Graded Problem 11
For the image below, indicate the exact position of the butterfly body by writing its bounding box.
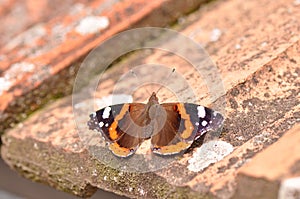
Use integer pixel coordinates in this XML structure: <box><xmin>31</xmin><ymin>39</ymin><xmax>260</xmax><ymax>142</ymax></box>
<box><xmin>88</xmin><ymin>92</ymin><xmax>224</xmax><ymax>157</ymax></box>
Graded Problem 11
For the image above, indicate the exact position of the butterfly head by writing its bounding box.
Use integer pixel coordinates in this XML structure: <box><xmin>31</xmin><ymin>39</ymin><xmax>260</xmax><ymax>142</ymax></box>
<box><xmin>148</xmin><ymin>92</ymin><xmax>159</xmax><ymax>106</ymax></box>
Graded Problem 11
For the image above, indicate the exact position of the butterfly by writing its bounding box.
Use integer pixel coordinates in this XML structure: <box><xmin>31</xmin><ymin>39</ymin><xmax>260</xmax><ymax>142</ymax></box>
<box><xmin>87</xmin><ymin>92</ymin><xmax>224</xmax><ymax>157</ymax></box>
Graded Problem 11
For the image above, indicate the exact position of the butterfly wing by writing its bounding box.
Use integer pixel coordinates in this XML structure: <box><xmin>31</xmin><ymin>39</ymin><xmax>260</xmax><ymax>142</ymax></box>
<box><xmin>88</xmin><ymin>103</ymin><xmax>150</xmax><ymax>157</ymax></box>
<box><xmin>151</xmin><ymin>103</ymin><xmax>224</xmax><ymax>155</ymax></box>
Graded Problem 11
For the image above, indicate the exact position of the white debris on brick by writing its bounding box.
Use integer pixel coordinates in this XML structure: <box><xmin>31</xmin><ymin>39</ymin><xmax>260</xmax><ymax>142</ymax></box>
<box><xmin>188</xmin><ymin>140</ymin><xmax>234</xmax><ymax>172</ymax></box>
<box><xmin>294</xmin><ymin>0</ymin><xmax>300</xmax><ymax>6</ymax></box>
<box><xmin>278</xmin><ymin>177</ymin><xmax>300</xmax><ymax>199</ymax></box>
<box><xmin>235</xmin><ymin>44</ymin><xmax>241</xmax><ymax>50</ymax></box>
<box><xmin>75</xmin><ymin>16</ymin><xmax>109</xmax><ymax>35</ymax></box>
<box><xmin>0</xmin><ymin>62</ymin><xmax>36</xmax><ymax>94</ymax></box>
<box><xmin>10</xmin><ymin>62</ymin><xmax>35</xmax><ymax>73</ymax></box>
<box><xmin>0</xmin><ymin>77</ymin><xmax>12</xmax><ymax>95</ymax></box>
<box><xmin>5</xmin><ymin>24</ymin><xmax>46</xmax><ymax>50</ymax></box>
<box><xmin>210</xmin><ymin>28</ymin><xmax>222</xmax><ymax>42</ymax></box>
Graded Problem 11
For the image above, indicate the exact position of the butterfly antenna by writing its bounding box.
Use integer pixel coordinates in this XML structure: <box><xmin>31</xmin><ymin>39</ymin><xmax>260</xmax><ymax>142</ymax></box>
<box><xmin>156</xmin><ymin>68</ymin><xmax>176</xmax><ymax>94</ymax></box>
<box><xmin>130</xmin><ymin>70</ymin><xmax>152</xmax><ymax>95</ymax></box>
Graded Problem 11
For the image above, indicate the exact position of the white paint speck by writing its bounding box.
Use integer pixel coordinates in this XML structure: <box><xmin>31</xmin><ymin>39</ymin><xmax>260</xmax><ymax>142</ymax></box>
<box><xmin>99</xmin><ymin>121</ymin><xmax>104</xmax><ymax>127</ymax></box>
<box><xmin>188</xmin><ymin>140</ymin><xmax>234</xmax><ymax>172</ymax></box>
<box><xmin>261</xmin><ymin>41</ymin><xmax>268</xmax><ymax>47</ymax></box>
<box><xmin>237</xmin><ymin>136</ymin><xmax>244</xmax><ymax>141</ymax></box>
<box><xmin>74</xmin><ymin>167</ymin><xmax>79</xmax><ymax>174</ymax></box>
<box><xmin>138</xmin><ymin>188</ymin><xmax>145</xmax><ymax>196</ymax></box>
<box><xmin>278</xmin><ymin>177</ymin><xmax>300</xmax><ymax>199</ymax></box>
<box><xmin>102</xmin><ymin>106</ymin><xmax>111</xmax><ymax>119</ymax></box>
<box><xmin>105</xmin><ymin>123</ymin><xmax>109</xmax><ymax>127</ymax></box>
<box><xmin>235</xmin><ymin>44</ymin><xmax>241</xmax><ymax>50</ymax></box>
<box><xmin>33</xmin><ymin>143</ymin><xmax>39</xmax><ymax>150</ymax></box>
<box><xmin>92</xmin><ymin>169</ymin><xmax>97</xmax><ymax>177</ymax></box>
<box><xmin>197</xmin><ymin>106</ymin><xmax>206</xmax><ymax>118</ymax></box>
<box><xmin>75</xmin><ymin>16</ymin><xmax>109</xmax><ymax>35</ymax></box>
<box><xmin>210</xmin><ymin>28</ymin><xmax>222</xmax><ymax>42</ymax></box>
<box><xmin>201</xmin><ymin>120</ymin><xmax>208</xmax><ymax>127</ymax></box>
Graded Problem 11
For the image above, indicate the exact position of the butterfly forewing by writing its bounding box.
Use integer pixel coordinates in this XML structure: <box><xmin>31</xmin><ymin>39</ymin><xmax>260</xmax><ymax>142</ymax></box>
<box><xmin>88</xmin><ymin>103</ymin><xmax>149</xmax><ymax>157</ymax></box>
<box><xmin>183</xmin><ymin>103</ymin><xmax>224</xmax><ymax>140</ymax></box>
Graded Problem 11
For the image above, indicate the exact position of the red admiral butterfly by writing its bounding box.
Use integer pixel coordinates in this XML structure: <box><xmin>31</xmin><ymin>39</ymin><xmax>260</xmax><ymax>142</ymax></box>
<box><xmin>88</xmin><ymin>92</ymin><xmax>224</xmax><ymax>157</ymax></box>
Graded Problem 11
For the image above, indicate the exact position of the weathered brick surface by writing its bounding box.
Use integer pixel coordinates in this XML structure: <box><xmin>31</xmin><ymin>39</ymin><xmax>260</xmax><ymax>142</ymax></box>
<box><xmin>233</xmin><ymin>124</ymin><xmax>300</xmax><ymax>199</ymax></box>
<box><xmin>0</xmin><ymin>0</ymin><xmax>205</xmax><ymax>134</ymax></box>
<box><xmin>1</xmin><ymin>0</ymin><xmax>300</xmax><ymax>198</ymax></box>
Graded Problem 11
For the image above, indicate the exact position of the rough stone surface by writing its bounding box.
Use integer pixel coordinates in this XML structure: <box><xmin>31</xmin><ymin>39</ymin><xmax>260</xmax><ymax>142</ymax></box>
<box><xmin>1</xmin><ymin>0</ymin><xmax>300</xmax><ymax>198</ymax></box>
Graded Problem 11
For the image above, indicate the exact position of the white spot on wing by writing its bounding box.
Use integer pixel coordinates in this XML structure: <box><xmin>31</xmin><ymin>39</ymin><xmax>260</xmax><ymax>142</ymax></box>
<box><xmin>201</xmin><ymin>120</ymin><xmax>208</xmax><ymax>126</ymax></box>
<box><xmin>213</xmin><ymin>111</ymin><xmax>217</xmax><ymax>117</ymax></box>
<box><xmin>195</xmin><ymin>122</ymin><xmax>199</xmax><ymax>126</ymax></box>
<box><xmin>99</xmin><ymin>121</ymin><xmax>104</xmax><ymax>127</ymax></box>
<box><xmin>188</xmin><ymin>140</ymin><xmax>233</xmax><ymax>172</ymax></box>
<box><xmin>102</xmin><ymin>107</ymin><xmax>111</xmax><ymax>119</ymax></box>
<box><xmin>105</xmin><ymin>123</ymin><xmax>109</xmax><ymax>127</ymax></box>
<box><xmin>197</xmin><ymin>106</ymin><xmax>206</xmax><ymax>118</ymax></box>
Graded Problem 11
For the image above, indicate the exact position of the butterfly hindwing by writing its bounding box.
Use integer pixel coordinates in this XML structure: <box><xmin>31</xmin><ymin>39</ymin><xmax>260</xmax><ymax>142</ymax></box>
<box><xmin>150</xmin><ymin>103</ymin><xmax>224</xmax><ymax>155</ymax></box>
<box><xmin>88</xmin><ymin>103</ymin><xmax>149</xmax><ymax>157</ymax></box>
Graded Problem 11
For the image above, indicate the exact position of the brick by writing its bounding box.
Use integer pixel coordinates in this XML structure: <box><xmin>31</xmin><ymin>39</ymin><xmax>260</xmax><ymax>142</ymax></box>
<box><xmin>1</xmin><ymin>0</ymin><xmax>300</xmax><ymax>198</ymax></box>
<box><xmin>233</xmin><ymin>124</ymin><xmax>300</xmax><ymax>199</ymax></box>
<box><xmin>0</xmin><ymin>0</ymin><xmax>205</xmax><ymax>134</ymax></box>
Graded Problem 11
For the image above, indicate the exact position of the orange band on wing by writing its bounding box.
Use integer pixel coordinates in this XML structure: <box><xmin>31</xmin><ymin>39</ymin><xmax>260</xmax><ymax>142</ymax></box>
<box><xmin>109</xmin><ymin>142</ymin><xmax>133</xmax><ymax>157</ymax></box>
<box><xmin>153</xmin><ymin>142</ymin><xmax>191</xmax><ymax>155</ymax></box>
<box><xmin>177</xmin><ymin>103</ymin><xmax>194</xmax><ymax>139</ymax></box>
<box><xmin>108</xmin><ymin>104</ymin><xmax>129</xmax><ymax>140</ymax></box>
